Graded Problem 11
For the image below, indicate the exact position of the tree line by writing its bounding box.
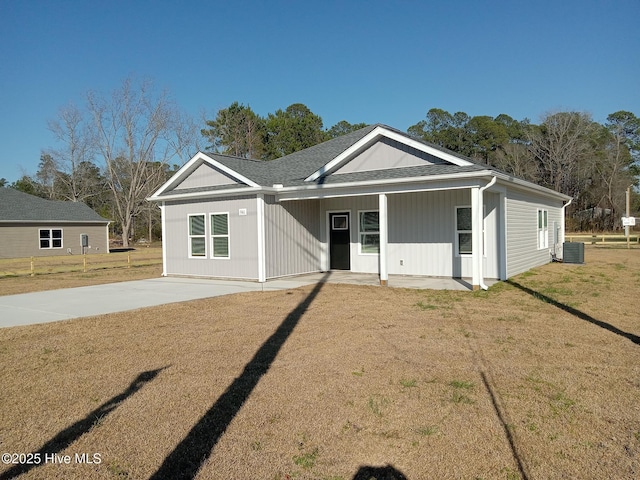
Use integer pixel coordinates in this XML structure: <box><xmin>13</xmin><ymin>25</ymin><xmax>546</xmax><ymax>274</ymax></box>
<box><xmin>3</xmin><ymin>78</ymin><xmax>638</xmax><ymax>244</ymax></box>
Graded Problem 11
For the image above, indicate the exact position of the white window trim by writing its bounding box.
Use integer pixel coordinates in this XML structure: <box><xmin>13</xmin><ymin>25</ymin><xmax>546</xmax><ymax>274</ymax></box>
<box><xmin>538</xmin><ymin>208</ymin><xmax>549</xmax><ymax>250</ymax></box>
<box><xmin>39</xmin><ymin>228</ymin><xmax>63</xmax><ymax>249</ymax></box>
<box><xmin>455</xmin><ymin>206</ymin><xmax>487</xmax><ymax>257</ymax></box>
<box><xmin>358</xmin><ymin>209</ymin><xmax>380</xmax><ymax>255</ymax></box>
<box><xmin>210</xmin><ymin>212</ymin><xmax>230</xmax><ymax>259</ymax></box>
<box><xmin>188</xmin><ymin>213</ymin><xmax>207</xmax><ymax>258</ymax></box>
<box><xmin>455</xmin><ymin>206</ymin><xmax>472</xmax><ymax>256</ymax></box>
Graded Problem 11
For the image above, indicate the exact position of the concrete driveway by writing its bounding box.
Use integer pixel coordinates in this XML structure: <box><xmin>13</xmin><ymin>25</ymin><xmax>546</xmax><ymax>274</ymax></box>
<box><xmin>0</xmin><ymin>276</ymin><xmax>319</xmax><ymax>328</ymax></box>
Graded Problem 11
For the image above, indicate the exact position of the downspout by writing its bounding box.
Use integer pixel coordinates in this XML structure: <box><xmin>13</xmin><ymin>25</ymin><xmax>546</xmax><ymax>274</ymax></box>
<box><xmin>560</xmin><ymin>198</ymin><xmax>573</xmax><ymax>258</ymax></box>
<box><xmin>478</xmin><ymin>176</ymin><xmax>497</xmax><ymax>290</ymax></box>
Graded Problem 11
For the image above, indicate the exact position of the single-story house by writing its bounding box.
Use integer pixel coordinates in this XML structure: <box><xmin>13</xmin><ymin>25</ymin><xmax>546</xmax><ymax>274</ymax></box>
<box><xmin>0</xmin><ymin>187</ymin><xmax>110</xmax><ymax>259</ymax></box>
<box><xmin>149</xmin><ymin>124</ymin><xmax>572</xmax><ymax>289</ymax></box>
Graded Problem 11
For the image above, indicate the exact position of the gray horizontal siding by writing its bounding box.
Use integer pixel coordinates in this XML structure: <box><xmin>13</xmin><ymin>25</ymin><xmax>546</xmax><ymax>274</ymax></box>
<box><xmin>506</xmin><ymin>187</ymin><xmax>564</xmax><ymax>278</ymax></box>
<box><xmin>264</xmin><ymin>196</ymin><xmax>321</xmax><ymax>278</ymax></box>
<box><xmin>0</xmin><ymin>223</ymin><xmax>108</xmax><ymax>259</ymax></box>
<box><xmin>164</xmin><ymin>195</ymin><xmax>259</xmax><ymax>279</ymax></box>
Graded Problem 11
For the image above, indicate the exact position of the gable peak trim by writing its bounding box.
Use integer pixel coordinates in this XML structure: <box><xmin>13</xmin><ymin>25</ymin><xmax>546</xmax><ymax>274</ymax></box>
<box><xmin>303</xmin><ymin>125</ymin><xmax>473</xmax><ymax>182</ymax></box>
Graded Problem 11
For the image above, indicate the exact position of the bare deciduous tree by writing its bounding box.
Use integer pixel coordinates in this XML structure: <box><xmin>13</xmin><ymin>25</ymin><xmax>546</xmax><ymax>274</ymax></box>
<box><xmin>87</xmin><ymin>77</ymin><xmax>189</xmax><ymax>247</ymax></box>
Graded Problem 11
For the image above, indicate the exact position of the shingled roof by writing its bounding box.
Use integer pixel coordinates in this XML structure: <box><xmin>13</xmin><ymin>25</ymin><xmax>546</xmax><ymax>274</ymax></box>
<box><xmin>0</xmin><ymin>187</ymin><xmax>109</xmax><ymax>223</ymax></box>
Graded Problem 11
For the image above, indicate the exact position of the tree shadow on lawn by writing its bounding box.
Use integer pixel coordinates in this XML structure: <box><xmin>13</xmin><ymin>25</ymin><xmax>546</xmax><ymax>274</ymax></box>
<box><xmin>353</xmin><ymin>464</ymin><xmax>409</xmax><ymax>479</ymax></box>
<box><xmin>0</xmin><ymin>367</ymin><xmax>167</xmax><ymax>480</ymax></box>
<box><xmin>506</xmin><ymin>279</ymin><xmax>640</xmax><ymax>346</ymax></box>
<box><xmin>149</xmin><ymin>273</ymin><xmax>330</xmax><ymax>480</ymax></box>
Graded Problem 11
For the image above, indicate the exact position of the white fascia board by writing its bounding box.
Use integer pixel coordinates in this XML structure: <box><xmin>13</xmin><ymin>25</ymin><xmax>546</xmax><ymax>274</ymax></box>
<box><xmin>148</xmin><ymin>186</ymin><xmax>263</xmax><ymax>202</ymax></box>
<box><xmin>279</xmin><ymin>170</ymin><xmax>494</xmax><ymax>201</ymax></box>
<box><xmin>303</xmin><ymin>126</ymin><xmax>473</xmax><ymax>182</ymax></box>
<box><xmin>148</xmin><ymin>152</ymin><xmax>260</xmax><ymax>200</ymax></box>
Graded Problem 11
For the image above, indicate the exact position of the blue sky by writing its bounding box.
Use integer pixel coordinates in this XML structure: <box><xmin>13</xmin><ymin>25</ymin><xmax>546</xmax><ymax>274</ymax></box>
<box><xmin>1</xmin><ymin>0</ymin><xmax>638</xmax><ymax>183</ymax></box>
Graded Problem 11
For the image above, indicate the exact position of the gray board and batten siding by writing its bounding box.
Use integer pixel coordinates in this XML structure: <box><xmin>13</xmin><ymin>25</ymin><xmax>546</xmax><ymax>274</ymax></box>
<box><xmin>163</xmin><ymin>195</ymin><xmax>260</xmax><ymax>279</ymax></box>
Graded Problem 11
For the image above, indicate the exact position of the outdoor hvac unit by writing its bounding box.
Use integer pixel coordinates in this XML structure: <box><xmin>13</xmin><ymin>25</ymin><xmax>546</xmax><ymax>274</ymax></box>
<box><xmin>563</xmin><ymin>242</ymin><xmax>584</xmax><ymax>264</ymax></box>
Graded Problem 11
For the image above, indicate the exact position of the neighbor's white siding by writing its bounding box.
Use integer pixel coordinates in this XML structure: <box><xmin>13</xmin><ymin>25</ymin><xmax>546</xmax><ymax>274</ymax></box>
<box><xmin>263</xmin><ymin>196</ymin><xmax>322</xmax><ymax>278</ymax></box>
<box><xmin>163</xmin><ymin>195</ymin><xmax>259</xmax><ymax>279</ymax></box>
<box><xmin>505</xmin><ymin>187</ymin><xmax>564</xmax><ymax>278</ymax></box>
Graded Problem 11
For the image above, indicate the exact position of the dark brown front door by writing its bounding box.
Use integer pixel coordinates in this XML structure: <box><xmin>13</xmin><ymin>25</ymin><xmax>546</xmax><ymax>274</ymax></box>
<box><xmin>329</xmin><ymin>212</ymin><xmax>350</xmax><ymax>270</ymax></box>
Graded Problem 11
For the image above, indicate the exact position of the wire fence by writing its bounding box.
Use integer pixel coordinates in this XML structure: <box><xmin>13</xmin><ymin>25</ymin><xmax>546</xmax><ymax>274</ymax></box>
<box><xmin>0</xmin><ymin>249</ymin><xmax>163</xmax><ymax>278</ymax></box>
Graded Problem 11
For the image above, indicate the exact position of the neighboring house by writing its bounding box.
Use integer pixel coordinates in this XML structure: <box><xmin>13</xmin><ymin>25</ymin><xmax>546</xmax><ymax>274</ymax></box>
<box><xmin>0</xmin><ymin>187</ymin><xmax>110</xmax><ymax>259</ymax></box>
<box><xmin>149</xmin><ymin>124</ymin><xmax>572</xmax><ymax>289</ymax></box>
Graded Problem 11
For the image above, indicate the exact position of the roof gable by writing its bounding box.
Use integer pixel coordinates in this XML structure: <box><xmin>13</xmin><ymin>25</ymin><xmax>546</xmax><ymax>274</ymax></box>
<box><xmin>0</xmin><ymin>187</ymin><xmax>108</xmax><ymax>223</ymax></box>
<box><xmin>151</xmin><ymin>153</ymin><xmax>261</xmax><ymax>198</ymax></box>
<box><xmin>304</xmin><ymin>125</ymin><xmax>473</xmax><ymax>182</ymax></box>
<box><xmin>332</xmin><ymin>135</ymin><xmax>449</xmax><ymax>175</ymax></box>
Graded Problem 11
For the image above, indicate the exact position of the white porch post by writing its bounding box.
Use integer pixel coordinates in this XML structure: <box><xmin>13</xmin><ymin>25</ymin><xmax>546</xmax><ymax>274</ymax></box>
<box><xmin>160</xmin><ymin>201</ymin><xmax>167</xmax><ymax>277</ymax></box>
<box><xmin>471</xmin><ymin>187</ymin><xmax>481</xmax><ymax>290</ymax></box>
<box><xmin>256</xmin><ymin>194</ymin><xmax>266</xmax><ymax>283</ymax></box>
<box><xmin>379</xmin><ymin>193</ymin><xmax>388</xmax><ymax>286</ymax></box>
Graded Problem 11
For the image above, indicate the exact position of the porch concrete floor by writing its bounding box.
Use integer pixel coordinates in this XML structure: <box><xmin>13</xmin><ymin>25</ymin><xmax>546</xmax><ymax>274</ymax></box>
<box><xmin>276</xmin><ymin>271</ymin><xmax>499</xmax><ymax>291</ymax></box>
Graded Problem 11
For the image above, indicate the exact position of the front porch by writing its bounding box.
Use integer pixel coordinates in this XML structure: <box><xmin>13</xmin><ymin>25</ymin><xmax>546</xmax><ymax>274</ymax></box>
<box><xmin>273</xmin><ymin>271</ymin><xmax>499</xmax><ymax>291</ymax></box>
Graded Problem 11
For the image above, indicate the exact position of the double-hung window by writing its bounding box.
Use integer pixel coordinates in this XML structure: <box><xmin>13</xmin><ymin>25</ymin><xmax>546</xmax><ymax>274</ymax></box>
<box><xmin>39</xmin><ymin>229</ymin><xmax>63</xmax><ymax>249</ymax></box>
<box><xmin>359</xmin><ymin>210</ymin><xmax>380</xmax><ymax>254</ymax></box>
<box><xmin>538</xmin><ymin>209</ymin><xmax>548</xmax><ymax>249</ymax></box>
<box><xmin>211</xmin><ymin>213</ymin><xmax>230</xmax><ymax>258</ymax></box>
<box><xmin>188</xmin><ymin>214</ymin><xmax>206</xmax><ymax>257</ymax></box>
<box><xmin>456</xmin><ymin>207</ymin><xmax>472</xmax><ymax>255</ymax></box>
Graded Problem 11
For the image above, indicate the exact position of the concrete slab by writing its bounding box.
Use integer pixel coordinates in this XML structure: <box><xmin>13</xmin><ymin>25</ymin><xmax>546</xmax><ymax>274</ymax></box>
<box><xmin>0</xmin><ymin>272</ymin><xmax>498</xmax><ymax>328</ymax></box>
<box><xmin>0</xmin><ymin>276</ymin><xmax>318</xmax><ymax>328</ymax></box>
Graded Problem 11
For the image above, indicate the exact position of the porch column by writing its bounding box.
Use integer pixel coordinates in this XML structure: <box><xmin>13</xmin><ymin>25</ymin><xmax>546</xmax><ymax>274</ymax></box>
<box><xmin>471</xmin><ymin>186</ymin><xmax>481</xmax><ymax>290</ymax></box>
<box><xmin>256</xmin><ymin>194</ymin><xmax>266</xmax><ymax>283</ymax></box>
<box><xmin>160</xmin><ymin>202</ymin><xmax>167</xmax><ymax>277</ymax></box>
<box><xmin>379</xmin><ymin>193</ymin><xmax>388</xmax><ymax>286</ymax></box>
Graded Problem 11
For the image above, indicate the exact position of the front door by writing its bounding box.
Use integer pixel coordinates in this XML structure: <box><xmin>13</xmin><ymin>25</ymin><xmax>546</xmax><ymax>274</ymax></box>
<box><xmin>329</xmin><ymin>212</ymin><xmax>350</xmax><ymax>270</ymax></box>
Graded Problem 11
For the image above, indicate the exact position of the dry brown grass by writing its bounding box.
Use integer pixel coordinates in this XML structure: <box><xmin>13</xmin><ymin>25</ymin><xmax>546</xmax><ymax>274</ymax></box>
<box><xmin>0</xmin><ymin>248</ymin><xmax>162</xmax><ymax>296</ymax></box>
<box><xmin>0</xmin><ymin>246</ymin><xmax>639</xmax><ymax>480</ymax></box>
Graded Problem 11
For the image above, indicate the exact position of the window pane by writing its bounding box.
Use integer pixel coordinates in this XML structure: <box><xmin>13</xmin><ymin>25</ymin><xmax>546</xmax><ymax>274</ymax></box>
<box><xmin>189</xmin><ymin>215</ymin><xmax>205</xmax><ymax>236</ymax></box>
<box><xmin>52</xmin><ymin>230</ymin><xmax>62</xmax><ymax>239</ymax></box>
<box><xmin>457</xmin><ymin>208</ymin><xmax>472</xmax><ymax>231</ymax></box>
<box><xmin>459</xmin><ymin>233</ymin><xmax>472</xmax><ymax>254</ymax></box>
<box><xmin>40</xmin><ymin>230</ymin><xmax>50</xmax><ymax>239</ymax></box>
<box><xmin>360</xmin><ymin>211</ymin><xmax>379</xmax><ymax>232</ymax></box>
<box><xmin>538</xmin><ymin>210</ymin><xmax>542</xmax><ymax>229</ymax></box>
<box><xmin>213</xmin><ymin>237</ymin><xmax>229</xmax><ymax>257</ymax></box>
<box><xmin>52</xmin><ymin>239</ymin><xmax>62</xmax><ymax>248</ymax></box>
<box><xmin>191</xmin><ymin>237</ymin><xmax>206</xmax><ymax>256</ymax></box>
<box><xmin>332</xmin><ymin>215</ymin><xmax>348</xmax><ymax>230</ymax></box>
<box><xmin>40</xmin><ymin>239</ymin><xmax>50</xmax><ymax>248</ymax></box>
<box><xmin>543</xmin><ymin>210</ymin><xmax>548</xmax><ymax>228</ymax></box>
<box><xmin>211</xmin><ymin>214</ymin><xmax>228</xmax><ymax>235</ymax></box>
<box><xmin>361</xmin><ymin>233</ymin><xmax>380</xmax><ymax>254</ymax></box>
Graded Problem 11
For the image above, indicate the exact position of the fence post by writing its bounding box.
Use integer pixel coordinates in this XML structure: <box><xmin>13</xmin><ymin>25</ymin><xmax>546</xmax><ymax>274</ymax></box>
<box><xmin>83</xmin><ymin>254</ymin><xmax>87</xmax><ymax>273</ymax></box>
<box><xmin>30</xmin><ymin>256</ymin><xmax>35</xmax><ymax>277</ymax></box>
<box><xmin>127</xmin><ymin>252</ymin><xmax>131</xmax><ymax>269</ymax></box>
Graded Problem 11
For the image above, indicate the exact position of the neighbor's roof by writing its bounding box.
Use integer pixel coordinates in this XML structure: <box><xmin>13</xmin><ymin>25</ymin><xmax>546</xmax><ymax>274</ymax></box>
<box><xmin>0</xmin><ymin>187</ymin><xmax>109</xmax><ymax>223</ymax></box>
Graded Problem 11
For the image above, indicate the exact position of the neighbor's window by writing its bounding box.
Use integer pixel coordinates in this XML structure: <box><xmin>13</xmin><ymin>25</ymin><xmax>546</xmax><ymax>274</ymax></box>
<box><xmin>39</xmin><ymin>229</ymin><xmax>63</xmax><ymax>249</ymax></box>
<box><xmin>359</xmin><ymin>210</ymin><xmax>380</xmax><ymax>254</ymax></box>
<box><xmin>188</xmin><ymin>214</ymin><xmax>206</xmax><ymax>257</ymax></box>
<box><xmin>456</xmin><ymin>207</ymin><xmax>472</xmax><ymax>255</ymax></box>
<box><xmin>538</xmin><ymin>209</ymin><xmax>548</xmax><ymax>249</ymax></box>
<box><xmin>211</xmin><ymin>213</ymin><xmax>230</xmax><ymax>258</ymax></box>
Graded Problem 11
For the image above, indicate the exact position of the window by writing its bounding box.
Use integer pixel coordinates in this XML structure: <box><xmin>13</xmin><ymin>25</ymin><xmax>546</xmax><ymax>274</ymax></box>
<box><xmin>456</xmin><ymin>207</ymin><xmax>472</xmax><ymax>255</ymax></box>
<box><xmin>359</xmin><ymin>211</ymin><xmax>380</xmax><ymax>254</ymax></box>
<box><xmin>211</xmin><ymin>213</ymin><xmax>229</xmax><ymax>258</ymax></box>
<box><xmin>39</xmin><ymin>229</ymin><xmax>63</xmax><ymax>249</ymax></box>
<box><xmin>332</xmin><ymin>214</ymin><xmax>348</xmax><ymax>230</ymax></box>
<box><xmin>538</xmin><ymin>209</ymin><xmax>548</xmax><ymax>249</ymax></box>
<box><xmin>188</xmin><ymin>214</ymin><xmax>206</xmax><ymax>257</ymax></box>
